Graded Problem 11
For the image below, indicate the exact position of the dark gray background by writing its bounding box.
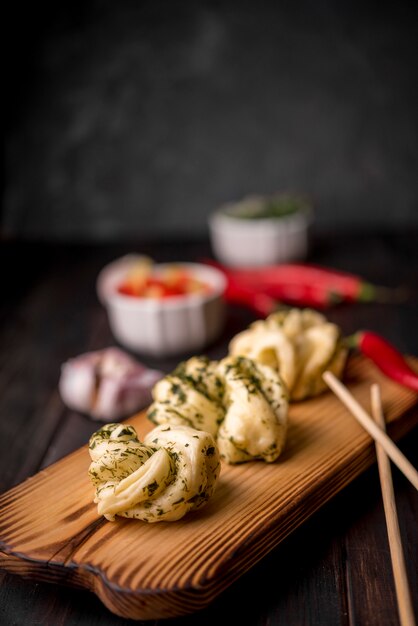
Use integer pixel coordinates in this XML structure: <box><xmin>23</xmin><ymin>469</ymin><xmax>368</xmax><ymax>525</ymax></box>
<box><xmin>3</xmin><ymin>0</ymin><xmax>418</xmax><ymax>241</ymax></box>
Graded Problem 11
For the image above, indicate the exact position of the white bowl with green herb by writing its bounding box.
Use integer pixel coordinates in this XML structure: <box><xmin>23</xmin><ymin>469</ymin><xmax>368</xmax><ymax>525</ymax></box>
<box><xmin>209</xmin><ymin>193</ymin><xmax>312</xmax><ymax>267</ymax></box>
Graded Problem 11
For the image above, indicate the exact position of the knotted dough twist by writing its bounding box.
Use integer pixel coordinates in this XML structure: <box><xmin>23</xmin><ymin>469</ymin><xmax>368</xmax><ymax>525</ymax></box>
<box><xmin>147</xmin><ymin>355</ymin><xmax>288</xmax><ymax>464</ymax></box>
<box><xmin>88</xmin><ymin>422</ymin><xmax>220</xmax><ymax>522</ymax></box>
<box><xmin>229</xmin><ymin>308</ymin><xmax>348</xmax><ymax>401</ymax></box>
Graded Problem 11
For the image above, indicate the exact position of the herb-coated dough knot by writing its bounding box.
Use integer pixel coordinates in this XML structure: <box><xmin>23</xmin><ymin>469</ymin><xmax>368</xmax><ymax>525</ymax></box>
<box><xmin>147</xmin><ymin>355</ymin><xmax>289</xmax><ymax>464</ymax></box>
<box><xmin>229</xmin><ymin>308</ymin><xmax>348</xmax><ymax>401</ymax></box>
<box><xmin>147</xmin><ymin>356</ymin><xmax>224</xmax><ymax>437</ymax></box>
<box><xmin>88</xmin><ymin>422</ymin><xmax>220</xmax><ymax>522</ymax></box>
<box><xmin>216</xmin><ymin>355</ymin><xmax>288</xmax><ymax>463</ymax></box>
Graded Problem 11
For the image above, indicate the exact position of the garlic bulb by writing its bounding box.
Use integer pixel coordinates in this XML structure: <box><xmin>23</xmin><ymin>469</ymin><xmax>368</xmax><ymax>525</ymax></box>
<box><xmin>59</xmin><ymin>347</ymin><xmax>163</xmax><ymax>421</ymax></box>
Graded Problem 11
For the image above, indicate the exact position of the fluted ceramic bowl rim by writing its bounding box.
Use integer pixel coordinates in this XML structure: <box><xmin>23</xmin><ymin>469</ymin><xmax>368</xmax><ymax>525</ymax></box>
<box><xmin>97</xmin><ymin>255</ymin><xmax>227</xmax><ymax>312</ymax></box>
<box><xmin>209</xmin><ymin>194</ymin><xmax>313</xmax><ymax>232</ymax></box>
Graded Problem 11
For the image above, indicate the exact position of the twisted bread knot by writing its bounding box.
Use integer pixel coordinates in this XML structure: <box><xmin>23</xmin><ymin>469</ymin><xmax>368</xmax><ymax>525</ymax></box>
<box><xmin>229</xmin><ymin>308</ymin><xmax>348</xmax><ymax>400</ymax></box>
<box><xmin>88</xmin><ymin>422</ymin><xmax>220</xmax><ymax>522</ymax></box>
<box><xmin>216</xmin><ymin>356</ymin><xmax>288</xmax><ymax>463</ymax></box>
<box><xmin>147</xmin><ymin>355</ymin><xmax>288</xmax><ymax>464</ymax></box>
<box><xmin>147</xmin><ymin>356</ymin><xmax>224</xmax><ymax>437</ymax></box>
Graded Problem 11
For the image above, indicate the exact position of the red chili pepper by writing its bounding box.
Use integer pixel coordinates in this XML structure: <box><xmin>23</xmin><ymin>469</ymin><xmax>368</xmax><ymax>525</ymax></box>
<box><xmin>203</xmin><ymin>259</ymin><xmax>405</xmax><ymax>309</ymax></box>
<box><xmin>348</xmin><ymin>331</ymin><xmax>418</xmax><ymax>392</ymax></box>
<box><xmin>225</xmin><ymin>280</ymin><xmax>277</xmax><ymax>317</ymax></box>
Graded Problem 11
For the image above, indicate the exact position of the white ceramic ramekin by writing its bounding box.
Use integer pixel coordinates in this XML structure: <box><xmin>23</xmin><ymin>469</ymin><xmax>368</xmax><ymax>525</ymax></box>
<box><xmin>209</xmin><ymin>195</ymin><xmax>312</xmax><ymax>267</ymax></box>
<box><xmin>96</xmin><ymin>255</ymin><xmax>227</xmax><ymax>358</ymax></box>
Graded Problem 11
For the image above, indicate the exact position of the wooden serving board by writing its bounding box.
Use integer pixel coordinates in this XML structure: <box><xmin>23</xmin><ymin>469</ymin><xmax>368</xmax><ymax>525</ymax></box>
<box><xmin>0</xmin><ymin>355</ymin><xmax>417</xmax><ymax>621</ymax></box>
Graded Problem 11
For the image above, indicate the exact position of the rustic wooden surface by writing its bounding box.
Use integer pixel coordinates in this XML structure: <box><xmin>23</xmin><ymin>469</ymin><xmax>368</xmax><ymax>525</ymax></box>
<box><xmin>0</xmin><ymin>231</ymin><xmax>417</xmax><ymax>625</ymax></box>
<box><xmin>0</xmin><ymin>355</ymin><xmax>416</xmax><ymax>621</ymax></box>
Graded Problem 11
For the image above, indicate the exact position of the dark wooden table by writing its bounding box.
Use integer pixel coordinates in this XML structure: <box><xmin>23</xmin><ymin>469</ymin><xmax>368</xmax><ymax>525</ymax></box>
<box><xmin>1</xmin><ymin>231</ymin><xmax>417</xmax><ymax>626</ymax></box>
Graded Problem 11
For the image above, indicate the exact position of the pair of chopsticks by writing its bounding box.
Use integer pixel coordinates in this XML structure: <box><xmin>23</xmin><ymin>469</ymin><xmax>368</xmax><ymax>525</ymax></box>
<box><xmin>323</xmin><ymin>372</ymin><xmax>417</xmax><ymax>626</ymax></box>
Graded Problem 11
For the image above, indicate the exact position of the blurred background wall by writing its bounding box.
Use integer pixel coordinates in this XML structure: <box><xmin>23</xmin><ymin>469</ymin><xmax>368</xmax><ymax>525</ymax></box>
<box><xmin>3</xmin><ymin>0</ymin><xmax>418</xmax><ymax>241</ymax></box>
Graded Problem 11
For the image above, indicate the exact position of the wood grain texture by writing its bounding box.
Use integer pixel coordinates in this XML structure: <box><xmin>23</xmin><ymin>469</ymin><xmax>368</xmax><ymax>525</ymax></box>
<box><xmin>0</xmin><ymin>355</ymin><xmax>417</xmax><ymax>621</ymax></box>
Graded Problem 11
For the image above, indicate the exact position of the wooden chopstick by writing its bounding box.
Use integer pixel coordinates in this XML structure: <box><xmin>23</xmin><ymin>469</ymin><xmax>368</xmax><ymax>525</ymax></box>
<box><xmin>322</xmin><ymin>371</ymin><xmax>418</xmax><ymax>491</ymax></box>
<box><xmin>371</xmin><ymin>384</ymin><xmax>416</xmax><ymax>626</ymax></box>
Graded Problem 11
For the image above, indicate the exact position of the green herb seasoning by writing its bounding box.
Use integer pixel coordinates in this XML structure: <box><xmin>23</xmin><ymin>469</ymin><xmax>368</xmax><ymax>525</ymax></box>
<box><xmin>224</xmin><ymin>194</ymin><xmax>309</xmax><ymax>220</ymax></box>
